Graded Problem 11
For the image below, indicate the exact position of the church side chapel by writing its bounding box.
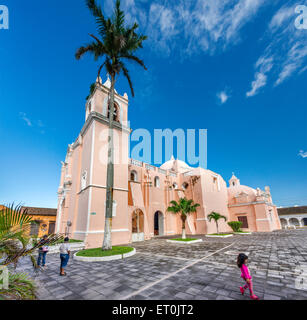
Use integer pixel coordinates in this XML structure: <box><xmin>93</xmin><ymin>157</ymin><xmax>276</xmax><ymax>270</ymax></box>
<box><xmin>56</xmin><ymin>76</ymin><xmax>281</xmax><ymax>248</ymax></box>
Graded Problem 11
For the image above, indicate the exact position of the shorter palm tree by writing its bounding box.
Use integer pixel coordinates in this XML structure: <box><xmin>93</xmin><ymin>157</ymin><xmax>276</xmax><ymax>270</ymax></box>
<box><xmin>0</xmin><ymin>204</ymin><xmax>63</xmax><ymax>267</ymax></box>
<box><xmin>207</xmin><ymin>211</ymin><xmax>227</xmax><ymax>234</ymax></box>
<box><xmin>167</xmin><ymin>198</ymin><xmax>200</xmax><ymax>239</ymax></box>
<box><xmin>0</xmin><ymin>204</ymin><xmax>64</xmax><ymax>300</ymax></box>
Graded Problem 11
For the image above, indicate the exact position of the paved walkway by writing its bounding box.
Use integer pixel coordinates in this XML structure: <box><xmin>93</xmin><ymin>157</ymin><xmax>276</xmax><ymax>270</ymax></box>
<box><xmin>15</xmin><ymin>228</ymin><xmax>307</xmax><ymax>300</ymax></box>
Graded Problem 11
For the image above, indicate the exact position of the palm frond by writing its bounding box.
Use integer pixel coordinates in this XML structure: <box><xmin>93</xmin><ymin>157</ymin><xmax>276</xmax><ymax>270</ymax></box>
<box><xmin>121</xmin><ymin>63</ymin><xmax>135</xmax><ymax>97</ymax></box>
<box><xmin>167</xmin><ymin>198</ymin><xmax>200</xmax><ymax>216</ymax></box>
<box><xmin>0</xmin><ymin>204</ymin><xmax>64</xmax><ymax>268</ymax></box>
<box><xmin>75</xmin><ymin>44</ymin><xmax>96</xmax><ymax>60</ymax></box>
<box><xmin>119</xmin><ymin>54</ymin><xmax>147</xmax><ymax>70</ymax></box>
<box><xmin>0</xmin><ymin>204</ymin><xmax>31</xmax><ymax>234</ymax></box>
<box><xmin>114</xmin><ymin>0</ymin><xmax>125</xmax><ymax>32</ymax></box>
<box><xmin>1</xmin><ymin>233</ymin><xmax>64</xmax><ymax>267</ymax></box>
<box><xmin>77</xmin><ymin>0</ymin><xmax>147</xmax><ymax>99</ymax></box>
<box><xmin>0</xmin><ymin>272</ymin><xmax>37</xmax><ymax>300</ymax></box>
<box><xmin>75</xmin><ymin>41</ymin><xmax>107</xmax><ymax>61</ymax></box>
<box><xmin>86</xmin><ymin>0</ymin><xmax>109</xmax><ymax>37</ymax></box>
<box><xmin>207</xmin><ymin>212</ymin><xmax>227</xmax><ymax>222</ymax></box>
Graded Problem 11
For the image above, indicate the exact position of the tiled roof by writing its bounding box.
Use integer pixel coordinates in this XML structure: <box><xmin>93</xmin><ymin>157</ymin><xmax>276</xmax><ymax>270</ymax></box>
<box><xmin>277</xmin><ymin>206</ymin><xmax>307</xmax><ymax>216</ymax></box>
<box><xmin>21</xmin><ymin>206</ymin><xmax>57</xmax><ymax>216</ymax></box>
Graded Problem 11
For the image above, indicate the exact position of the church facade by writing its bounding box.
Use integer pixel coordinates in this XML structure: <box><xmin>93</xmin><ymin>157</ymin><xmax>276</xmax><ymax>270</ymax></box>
<box><xmin>56</xmin><ymin>77</ymin><xmax>281</xmax><ymax>248</ymax></box>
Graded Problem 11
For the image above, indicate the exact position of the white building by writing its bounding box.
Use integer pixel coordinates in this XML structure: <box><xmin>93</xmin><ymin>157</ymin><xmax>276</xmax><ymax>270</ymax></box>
<box><xmin>278</xmin><ymin>206</ymin><xmax>307</xmax><ymax>229</ymax></box>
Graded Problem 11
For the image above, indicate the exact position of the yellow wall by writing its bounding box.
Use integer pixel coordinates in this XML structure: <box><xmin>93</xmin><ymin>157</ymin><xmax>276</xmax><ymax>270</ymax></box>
<box><xmin>28</xmin><ymin>215</ymin><xmax>57</xmax><ymax>238</ymax></box>
<box><xmin>0</xmin><ymin>205</ymin><xmax>57</xmax><ymax>237</ymax></box>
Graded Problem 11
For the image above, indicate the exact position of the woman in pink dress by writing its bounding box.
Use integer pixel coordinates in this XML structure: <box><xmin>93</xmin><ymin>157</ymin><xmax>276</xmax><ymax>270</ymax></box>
<box><xmin>237</xmin><ymin>253</ymin><xmax>259</xmax><ymax>300</ymax></box>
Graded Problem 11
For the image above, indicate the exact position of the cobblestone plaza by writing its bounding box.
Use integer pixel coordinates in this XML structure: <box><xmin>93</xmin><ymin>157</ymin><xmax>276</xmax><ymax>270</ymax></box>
<box><xmin>16</xmin><ymin>229</ymin><xmax>307</xmax><ymax>300</ymax></box>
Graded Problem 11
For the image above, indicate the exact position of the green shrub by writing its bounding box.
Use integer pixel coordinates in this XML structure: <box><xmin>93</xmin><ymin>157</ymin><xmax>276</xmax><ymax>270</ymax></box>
<box><xmin>0</xmin><ymin>272</ymin><xmax>37</xmax><ymax>300</ymax></box>
<box><xmin>228</xmin><ymin>221</ymin><xmax>243</xmax><ymax>232</ymax></box>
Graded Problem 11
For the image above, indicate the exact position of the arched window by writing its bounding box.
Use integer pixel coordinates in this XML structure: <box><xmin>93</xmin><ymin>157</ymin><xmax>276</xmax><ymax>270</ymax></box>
<box><xmin>172</xmin><ymin>182</ymin><xmax>178</xmax><ymax>189</ymax></box>
<box><xmin>182</xmin><ymin>182</ymin><xmax>189</xmax><ymax>190</ymax></box>
<box><xmin>130</xmin><ymin>170</ymin><xmax>138</xmax><ymax>182</ymax></box>
<box><xmin>154</xmin><ymin>176</ymin><xmax>160</xmax><ymax>188</ymax></box>
<box><xmin>107</xmin><ymin>103</ymin><xmax>119</xmax><ymax>122</ymax></box>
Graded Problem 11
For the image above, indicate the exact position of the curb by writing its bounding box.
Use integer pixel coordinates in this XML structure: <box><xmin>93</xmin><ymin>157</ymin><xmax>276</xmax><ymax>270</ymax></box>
<box><xmin>73</xmin><ymin>248</ymin><xmax>136</xmax><ymax>262</ymax></box>
<box><xmin>166</xmin><ymin>239</ymin><xmax>203</xmax><ymax>244</ymax></box>
<box><xmin>205</xmin><ymin>234</ymin><xmax>233</xmax><ymax>238</ymax></box>
<box><xmin>234</xmin><ymin>232</ymin><xmax>252</xmax><ymax>235</ymax></box>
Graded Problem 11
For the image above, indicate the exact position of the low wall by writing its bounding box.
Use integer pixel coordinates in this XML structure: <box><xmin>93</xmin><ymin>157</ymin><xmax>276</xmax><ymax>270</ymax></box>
<box><xmin>37</xmin><ymin>242</ymin><xmax>85</xmax><ymax>254</ymax></box>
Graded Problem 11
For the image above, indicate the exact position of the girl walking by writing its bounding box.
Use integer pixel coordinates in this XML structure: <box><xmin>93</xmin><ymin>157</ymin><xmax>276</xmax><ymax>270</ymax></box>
<box><xmin>237</xmin><ymin>253</ymin><xmax>259</xmax><ymax>300</ymax></box>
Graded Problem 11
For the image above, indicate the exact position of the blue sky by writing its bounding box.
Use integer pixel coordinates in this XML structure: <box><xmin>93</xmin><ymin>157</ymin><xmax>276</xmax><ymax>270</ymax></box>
<box><xmin>0</xmin><ymin>0</ymin><xmax>306</xmax><ymax>208</ymax></box>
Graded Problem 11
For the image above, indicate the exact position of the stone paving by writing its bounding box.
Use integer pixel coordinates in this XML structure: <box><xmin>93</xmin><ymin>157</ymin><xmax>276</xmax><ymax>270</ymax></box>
<box><xmin>15</xmin><ymin>228</ymin><xmax>307</xmax><ymax>300</ymax></box>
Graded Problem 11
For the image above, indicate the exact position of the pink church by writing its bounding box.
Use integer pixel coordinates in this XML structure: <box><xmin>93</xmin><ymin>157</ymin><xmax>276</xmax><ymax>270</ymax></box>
<box><xmin>56</xmin><ymin>77</ymin><xmax>281</xmax><ymax>248</ymax></box>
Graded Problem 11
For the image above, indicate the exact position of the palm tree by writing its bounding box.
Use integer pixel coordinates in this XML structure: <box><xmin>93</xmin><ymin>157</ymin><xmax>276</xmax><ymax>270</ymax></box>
<box><xmin>0</xmin><ymin>204</ymin><xmax>63</xmax><ymax>267</ymax></box>
<box><xmin>167</xmin><ymin>198</ymin><xmax>200</xmax><ymax>239</ymax></box>
<box><xmin>75</xmin><ymin>0</ymin><xmax>147</xmax><ymax>251</ymax></box>
<box><xmin>0</xmin><ymin>204</ymin><xmax>63</xmax><ymax>300</ymax></box>
<box><xmin>207</xmin><ymin>211</ymin><xmax>227</xmax><ymax>234</ymax></box>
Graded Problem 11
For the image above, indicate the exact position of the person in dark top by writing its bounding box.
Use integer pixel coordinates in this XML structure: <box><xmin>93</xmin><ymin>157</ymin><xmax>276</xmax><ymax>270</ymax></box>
<box><xmin>37</xmin><ymin>235</ymin><xmax>49</xmax><ymax>268</ymax></box>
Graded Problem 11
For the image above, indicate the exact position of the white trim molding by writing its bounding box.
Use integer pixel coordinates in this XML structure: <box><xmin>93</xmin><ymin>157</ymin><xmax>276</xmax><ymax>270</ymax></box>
<box><xmin>78</xmin><ymin>184</ymin><xmax>129</xmax><ymax>194</ymax></box>
<box><xmin>86</xmin><ymin>122</ymin><xmax>96</xmax><ymax>234</ymax></box>
<box><xmin>74</xmin><ymin>229</ymin><xmax>129</xmax><ymax>235</ymax></box>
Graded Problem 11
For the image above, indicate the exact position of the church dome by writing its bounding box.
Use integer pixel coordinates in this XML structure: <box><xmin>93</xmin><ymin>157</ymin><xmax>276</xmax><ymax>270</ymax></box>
<box><xmin>228</xmin><ymin>184</ymin><xmax>257</xmax><ymax>197</ymax></box>
<box><xmin>160</xmin><ymin>156</ymin><xmax>191</xmax><ymax>173</ymax></box>
<box><xmin>228</xmin><ymin>184</ymin><xmax>257</xmax><ymax>205</ymax></box>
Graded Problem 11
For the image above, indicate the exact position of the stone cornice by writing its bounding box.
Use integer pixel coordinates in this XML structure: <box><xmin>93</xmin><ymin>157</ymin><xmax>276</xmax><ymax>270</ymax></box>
<box><xmin>79</xmin><ymin>112</ymin><xmax>131</xmax><ymax>138</ymax></box>
<box><xmin>228</xmin><ymin>201</ymin><xmax>276</xmax><ymax>208</ymax></box>
<box><xmin>87</xmin><ymin>83</ymin><xmax>128</xmax><ymax>104</ymax></box>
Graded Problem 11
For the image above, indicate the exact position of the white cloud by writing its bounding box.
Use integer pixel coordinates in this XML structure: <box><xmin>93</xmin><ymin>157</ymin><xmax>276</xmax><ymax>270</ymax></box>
<box><xmin>19</xmin><ymin>113</ymin><xmax>46</xmax><ymax>133</ymax></box>
<box><xmin>246</xmin><ymin>55</ymin><xmax>273</xmax><ymax>97</ymax></box>
<box><xmin>180</xmin><ymin>0</ymin><xmax>266</xmax><ymax>56</ymax></box>
<box><xmin>19</xmin><ymin>112</ymin><xmax>32</xmax><ymax>127</ymax></box>
<box><xmin>225</xmin><ymin>0</ymin><xmax>266</xmax><ymax>42</ymax></box>
<box><xmin>269</xmin><ymin>5</ymin><xmax>294</xmax><ymax>31</ymax></box>
<box><xmin>217</xmin><ymin>90</ymin><xmax>230</xmax><ymax>104</ymax></box>
<box><xmin>275</xmin><ymin>42</ymin><xmax>307</xmax><ymax>85</ymax></box>
<box><xmin>299</xmin><ymin>150</ymin><xmax>307</xmax><ymax>158</ymax></box>
<box><xmin>247</xmin><ymin>2</ymin><xmax>307</xmax><ymax>96</ymax></box>
<box><xmin>104</xmin><ymin>0</ymin><xmax>267</xmax><ymax>57</ymax></box>
<box><xmin>246</xmin><ymin>72</ymin><xmax>267</xmax><ymax>97</ymax></box>
<box><xmin>147</xmin><ymin>4</ymin><xmax>179</xmax><ymax>55</ymax></box>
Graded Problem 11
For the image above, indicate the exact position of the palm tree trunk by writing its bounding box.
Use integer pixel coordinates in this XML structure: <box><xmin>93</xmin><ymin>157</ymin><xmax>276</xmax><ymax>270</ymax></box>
<box><xmin>102</xmin><ymin>73</ymin><xmax>116</xmax><ymax>251</ymax></box>
<box><xmin>181</xmin><ymin>215</ymin><xmax>186</xmax><ymax>239</ymax></box>
<box><xmin>216</xmin><ymin>221</ymin><xmax>219</xmax><ymax>234</ymax></box>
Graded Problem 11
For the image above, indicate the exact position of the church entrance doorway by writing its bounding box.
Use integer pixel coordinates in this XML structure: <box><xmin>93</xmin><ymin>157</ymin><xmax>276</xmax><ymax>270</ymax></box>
<box><xmin>132</xmin><ymin>209</ymin><xmax>144</xmax><ymax>242</ymax></box>
<box><xmin>154</xmin><ymin>211</ymin><xmax>164</xmax><ymax>236</ymax></box>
